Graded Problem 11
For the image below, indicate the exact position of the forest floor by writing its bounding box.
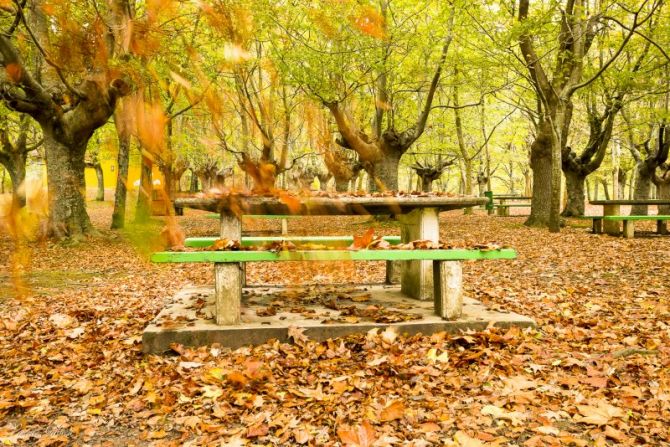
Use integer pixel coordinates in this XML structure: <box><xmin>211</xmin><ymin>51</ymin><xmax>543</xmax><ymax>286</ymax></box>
<box><xmin>1</xmin><ymin>200</ymin><xmax>669</xmax><ymax>446</ymax></box>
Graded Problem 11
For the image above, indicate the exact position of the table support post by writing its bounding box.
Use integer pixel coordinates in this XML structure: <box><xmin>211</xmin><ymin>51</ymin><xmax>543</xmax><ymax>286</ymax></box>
<box><xmin>215</xmin><ymin>214</ymin><xmax>242</xmax><ymax>325</ymax></box>
<box><xmin>398</xmin><ymin>208</ymin><xmax>439</xmax><ymax>300</ymax></box>
<box><xmin>603</xmin><ymin>204</ymin><xmax>620</xmax><ymax>235</ymax></box>
<box><xmin>433</xmin><ymin>261</ymin><xmax>463</xmax><ymax>319</ymax></box>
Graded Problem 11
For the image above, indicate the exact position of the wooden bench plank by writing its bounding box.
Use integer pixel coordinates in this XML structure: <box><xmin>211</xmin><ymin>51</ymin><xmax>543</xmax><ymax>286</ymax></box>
<box><xmin>184</xmin><ymin>235</ymin><xmax>403</xmax><ymax>248</ymax></box>
<box><xmin>152</xmin><ymin>248</ymin><xmax>517</xmax><ymax>263</ymax></box>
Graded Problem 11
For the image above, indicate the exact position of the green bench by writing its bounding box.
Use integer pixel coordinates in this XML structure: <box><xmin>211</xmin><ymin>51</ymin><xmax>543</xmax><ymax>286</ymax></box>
<box><xmin>591</xmin><ymin>215</ymin><xmax>670</xmax><ymax>238</ymax></box>
<box><xmin>186</xmin><ymin>235</ymin><xmax>403</xmax><ymax>283</ymax></box>
<box><xmin>152</xmin><ymin>246</ymin><xmax>517</xmax><ymax>323</ymax></box>
<box><xmin>484</xmin><ymin>192</ymin><xmax>531</xmax><ymax>217</ymax></box>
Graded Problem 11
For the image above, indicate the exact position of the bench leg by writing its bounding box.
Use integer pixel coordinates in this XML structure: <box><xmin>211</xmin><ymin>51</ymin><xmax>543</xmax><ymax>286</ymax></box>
<box><xmin>433</xmin><ymin>261</ymin><xmax>463</xmax><ymax>320</ymax></box>
<box><xmin>281</xmin><ymin>218</ymin><xmax>288</xmax><ymax>236</ymax></box>
<box><xmin>214</xmin><ymin>263</ymin><xmax>242</xmax><ymax>325</ymax></box>
<box><xmin>623</xmin><ymin>220</ymin><xmax>635</xmax><ymax>238</ymax></box>
<box><xmin>593</xmin><ymin>218</ymin><xmax>603</xmax><ymax>234</ymax></box>
<box><xmin>385</xmin><ymin>260</ymin><xmax>401</xmax><ymax>285</ymax></box>
<box><xmin>657</xmin><ymin>220</ymin><xmax>668</xmax><ymax>235</ymax></box>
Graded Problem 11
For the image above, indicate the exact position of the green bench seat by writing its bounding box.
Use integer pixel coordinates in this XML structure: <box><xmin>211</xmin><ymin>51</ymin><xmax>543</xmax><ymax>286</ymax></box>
<box><xmin>591</xmin><ymin>215</ymin><xmax>670</xmax><ymax>238</ymax></box>
<box><xmin>151</xmin><ymin>247</ymin><xmax>517</xmax><ymax>322</ymax></box>
<box><xmin>152</xmin><ymin>248</ymin><xmax>517</xmax><ymax>263</ymax></box>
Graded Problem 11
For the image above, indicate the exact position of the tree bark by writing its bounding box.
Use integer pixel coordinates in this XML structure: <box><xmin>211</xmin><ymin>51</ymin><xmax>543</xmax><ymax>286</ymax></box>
<box><xmin>369</xmin><ymin>150</ymin><xmax>402</xmax><ymax>191</ymax></box>
<box><xmin>44</xmin><ymin>134</ymin><xmax>93</xmax><ymax>237</ymax></box>
<box><xmin>563</xmin><ymin>170</ymin><xmax>586</xmax><ymax>216</ymax></box>
<box><xmin>94</xmin><ymin>162</ymin><xmax>104</xmax><ymax>201</ymax></box>
<box><xmin>525</xmin><ymin>125</ymin><xmax>553</xmax><ymax>226</ymax></box>
<box><xmin>111</xmin><ymin>129</ymin><xmax>130</xmax><ymax>228</ymax></box>
<box><xmin>0</xmin><ymin>149</ymin><xmax>28</xmax><ymax>207</ymax></box>
<box><xmin>135</xmin><ymin>154</ymin><xmax>153</xmax><ymax>222</ymax></box>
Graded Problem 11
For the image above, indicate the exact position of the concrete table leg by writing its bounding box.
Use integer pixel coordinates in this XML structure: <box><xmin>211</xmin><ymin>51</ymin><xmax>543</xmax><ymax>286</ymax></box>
<box><xmin>657</xmin><ymin>220</ymin><xmax>668</xmax><ymax>235</ymax></box>
<box><xmin>603</xmin><ymin>204</ymin><xmax>620</xmax><ymax>235</ymax></box>
<box><xmin>398</xmin><ymin>208</ymin><xmax>439</xmax><ymax>300</ymax></box>
<box><xmin>281</xmin><ymin>218</ymin><xmax>288</xmax><ymax>235</ymax></box>
<box><xmin>622</xmin><ymin>220</ymin><xmax>635</xmax><ymax>238</ymax></box>
<box><xmin>433</xmin><ymin>261</ymin><xmax>463</xmax><ymax>319</ymax></box>
<box><xmin>215</xmin><ymin>214</ymin><xmax>242</xmax><ymax>325</ymax></box>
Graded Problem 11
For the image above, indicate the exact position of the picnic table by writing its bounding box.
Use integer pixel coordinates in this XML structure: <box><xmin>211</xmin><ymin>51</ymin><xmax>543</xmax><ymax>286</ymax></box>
<box><xmin>484</xmin><ymin>192</ymin><xmax>532</xmax><ymax>216</ymax></box>
<box><xmin>168</xmin><ymin>194</ymin><xmax>494</xmax><ymax>325</ymax></box>
<box><xmin>590</xmin><ymin>199</ymin><xmax>670</xmax><ymax>236</ymax></box>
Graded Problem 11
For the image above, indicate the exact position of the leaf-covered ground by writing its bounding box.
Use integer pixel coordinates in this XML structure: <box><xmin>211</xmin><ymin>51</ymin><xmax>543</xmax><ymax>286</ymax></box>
<box><xmin>1</xmin><ymin>202</ymin><xmax>669</xmax><ymax>446</ymax></box>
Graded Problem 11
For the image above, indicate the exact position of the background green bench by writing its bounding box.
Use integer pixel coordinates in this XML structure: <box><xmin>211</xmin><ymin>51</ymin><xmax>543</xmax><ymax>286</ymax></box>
<box><xmin>591</xmin><ymin>215</ymin><xmax>670</xmax><ymax>238</ymax></box>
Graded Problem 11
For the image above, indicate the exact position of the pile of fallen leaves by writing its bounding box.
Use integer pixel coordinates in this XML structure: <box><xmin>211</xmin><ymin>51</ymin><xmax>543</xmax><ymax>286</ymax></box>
<box><xmin>0</xmin><ymin>203</ymin><xmax>669</xmax><ymax>445</ymax></box>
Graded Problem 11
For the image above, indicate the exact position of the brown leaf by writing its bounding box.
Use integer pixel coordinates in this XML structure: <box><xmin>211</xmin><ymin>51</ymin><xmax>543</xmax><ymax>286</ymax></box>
<box><xmin>379</xmin><ymin>400</ymin><xmax>405</xmax><ymax>422</ymax></box>
<box><xmin>337</xmin><ymin>421</ymin><xmax>376</xmax><ymax>447</ymax></box>
<box><xmin>246</xmin><ymin>423</ymin><xmax>269</xmax><ymax>438</ymax></box>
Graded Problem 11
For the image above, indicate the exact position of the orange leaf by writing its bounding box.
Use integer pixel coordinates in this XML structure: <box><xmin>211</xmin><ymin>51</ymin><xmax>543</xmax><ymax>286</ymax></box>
<box><xmin>350</xmin><ymin>228</ymin><xmax>375</xmax><ymax>249</ymax></box>
<box><xmin>379</xmin><ymin>400</ymin><xmax>405</xmax><ymax>422</ymax></box>
<box><xmin>337</xmin><ymin>421</ymin><xmax>376</xmax><ymax>447</ymax></box>
<box><xmin>279</xmin><ymin>191</ymin><xmax>301</xmax><ymax>214</ymax></box>
<box><xmin>226</xmin><ymin>371</ymin><xmax>248</xmax><ymax>388</ymax></box>
<box><xmin>5</xmin><ymin>63</ymin><xmax>21</xmax><ymax>83</ymax></box>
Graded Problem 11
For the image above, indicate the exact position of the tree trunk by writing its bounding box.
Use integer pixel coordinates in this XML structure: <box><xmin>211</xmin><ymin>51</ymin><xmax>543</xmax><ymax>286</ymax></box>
<box><xmin>562</xmin><ymin>170</ymin><xmax>586</xmax><ymax>216</ymax></box>
<box><xmin>44</xmin><ymin>134</ymin><xmax>92</xmax><ymax>237</ymax></box>
<box><xmin>135</xmin><ymin>154</ymin><xmax>153</xmax><ymax>222</ymax></box>
<box><xmin>111</xmin><ymin>125</ymin><xmax>130</xmax><ymax>229</ymax></box>
<box><xmin>600</xmin><ymin>178</ymin><xmax>611</xmax><ymax>200</ymax></box>
<box><xmin>334</xmin><ymin>177</ymin><xmax>349</xmax><ymax>192</ymax></box>
<box><xmin>369</xmin><ymin>151</ymin><xmax>401</xmax><ymax>191</ymax></box>
<box><xmin>525</xmin><ymin>130</ymin><xmax>552</xmax><ymax>226</ymax></box>
<box><xmin>632</xmin><ymin>162</ymin><xmax>653</xmax><ymax>215</ymax></box>
<box><xmin>1</xmin><ymin>150</ymin><xmax>28</xmax><ymax>207</ymax></box>
<box><xmin>618</xmin><ymin>170</ymin><xmax>627</xmax><ymax>200</ymax></box>
<box><xmin>189</xmin><ymin>169</ymin><xmax>198</xmax><ymax>192</ymax></box>
<box><xmin>657</xmin><ymin>181</ymin><xmax>670</xmax><ymax>214</ymax></box>
<box><xmin>523</xmin><ymin>170</ymin><xmax>532</xmax><ymax>196</ymax></box>
<box><xmin>420</xmin><ymin>177</ymin><xmax>433</xmax><ymax>192</ymax></box>
<box><xmin>94</xmin><ymin>163</ymin><xmax>104</xmax><ymax>201</ymax></box>
<box><xmin>462</xmin><ymin>159</ymin><xmax>473</xmax><ymax>215</ymax></box>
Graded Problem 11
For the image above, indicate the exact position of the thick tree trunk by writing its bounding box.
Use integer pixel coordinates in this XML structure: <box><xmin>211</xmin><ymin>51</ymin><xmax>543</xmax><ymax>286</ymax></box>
<box><xmin>111</xmin><ymin>132</ymin><xmax>130</xmax><ymax>228</ymax></box>
<box><xmin>657</xmin><ymin>181</ymin><xmax>670</xmax><ymax>214</ymax></box>
<box><xmin>94</xmin><ymin>163</ymin><xmax>104</xmax><ymax>201</ymax></box>
<box><xmin>44</xmin><ymin>134</ymin><xmax>92</xmax><ymax>237</ymax></box>
<box><xmin>135</xmin><ymin>154</ymin><xmax>153</xmax><ymax>222</ymax></box>
<box><xmin>562</xmin><ymin>170</ymin><xmax>586</xmax><ymax>217</ymax></box>
<box><xmin>525</xmin><ymin>131</ymin><xmax>552</xmax><ymax>226</ymax></box>
<box><xmin>632</xmin><ymin>162</ymin><xmax>653</xmax><ymax>215</ymax></box>
<box><xmin>369</xmin><ymin>151</ymin><xmax>401</xmax><ymax>191</ymax></box>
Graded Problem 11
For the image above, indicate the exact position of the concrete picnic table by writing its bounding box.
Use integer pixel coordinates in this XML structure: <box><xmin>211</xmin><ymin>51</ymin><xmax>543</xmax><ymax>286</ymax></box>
<box><xmin>175</xmin><ymin>194</ymin><xmax>487</xmax><ymax>325</ymax></box>
<box><xmin>590</xmin><ymin>199</ymin><xmax>670</xmax><ymax>235</ymax></box>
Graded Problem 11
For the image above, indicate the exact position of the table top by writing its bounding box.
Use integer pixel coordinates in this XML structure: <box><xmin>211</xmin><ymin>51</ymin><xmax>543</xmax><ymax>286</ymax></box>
<box><xmin>175</xmin><ymin>194</ymin><xmax>488</xmax><ymax>216</ymax></box>
<box><xmin>591</xmin><ymin>199</ymin><xmax>670</xmax><ymax>205</ymax></box>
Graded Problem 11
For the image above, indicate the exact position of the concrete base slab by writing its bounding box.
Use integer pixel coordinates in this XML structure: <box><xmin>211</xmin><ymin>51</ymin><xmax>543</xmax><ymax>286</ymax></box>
<box><xmin>143</xmin><ymin>285</ymin><xmax>536</xmax><ymax>353</ymax></box>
